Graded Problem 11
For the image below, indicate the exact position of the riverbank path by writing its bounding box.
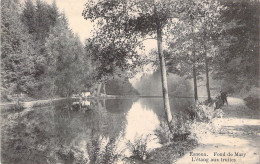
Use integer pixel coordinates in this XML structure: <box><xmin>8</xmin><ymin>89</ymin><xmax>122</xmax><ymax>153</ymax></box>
<box><xmin>175</xmin><ymin>97</ymin><xmax>260</xmax><ymax>164</ymax></box>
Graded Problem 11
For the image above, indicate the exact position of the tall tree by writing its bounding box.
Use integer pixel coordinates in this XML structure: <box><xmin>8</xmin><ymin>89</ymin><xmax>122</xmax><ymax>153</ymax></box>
<box><xmin>212</xmin><ymin>0</ymin><xmax>260</xmax><ymax>93</ymax></box>
<box><xmin>1</xmin><ymin>0</ymin><xmax>36</xmax><ymax>96</ymax></box>
<box><xmin>166</xmin><ymin>0</ymin><xmax>224</xmax><ymax>101</ymax></box>
<box><xmin>83</xmin><ymin>0</ymin><xmax>187</xmax><ymax>123</ymax></box>
<box><xmin>84</xmin><ymin>38</ymin><xmax>138</xmax><ymax>96</ymax></box>
<box><xmin>21</xmin><ymin>0</ymin><xmax>60</xmax><ymax>97</ymax></box>
<box><xmin>45</xmin><ymin>14</ymin><xmax>87</xmax><ymax>97</ymax></box>
<box><xmin>195</xmin><ymin>0</ymin><xmax>224</xmax><ymax>101</ymax></box>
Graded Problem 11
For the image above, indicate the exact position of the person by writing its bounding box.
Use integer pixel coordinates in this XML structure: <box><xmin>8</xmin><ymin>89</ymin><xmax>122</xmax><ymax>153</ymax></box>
<box><xmin>220</xmin><ymin>90</ymin><xmax>228</xmax><ymax>105</ymax></box>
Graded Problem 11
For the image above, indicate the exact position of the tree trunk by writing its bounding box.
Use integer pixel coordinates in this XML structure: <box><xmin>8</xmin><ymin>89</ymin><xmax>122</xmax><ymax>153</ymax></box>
<box><xmin>102</xmin><ymin>99</ymin><xmax>106</xmax><ymax>108</ymax></box>
<box><xmin>205</xmin><ymin>52</ymin><xmax>211</xmax><ymax>101</ymax></box>
<box><xmin>156</xmin><ymin>26</ymin><xmax>173</xmax><ymax>123</ymax></box>
<box><xmin>96</xmin><ymin>83</ymin><xmax>102</xmax><ymax>96</ymax></box>
<box><xmin>191</xmin><ymin>18</ymin><xmax>198</xmax><ymax>102</ymax></box>
<box><xmin>103</xmin><ymin>83</ymin><xmax>106</xmax><ymax>95</ymax></box>
<box><xmin>192</xmin><ymin>54</ymin><xmax>198</xmax><ymax>101</ymax></box>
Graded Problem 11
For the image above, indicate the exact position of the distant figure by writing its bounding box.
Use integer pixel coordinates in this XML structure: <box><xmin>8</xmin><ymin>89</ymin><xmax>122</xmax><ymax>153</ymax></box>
<box><xmin>220</xmin><ymin>91</ymin><xmax>228</xmax><ymax>105</ymax></box>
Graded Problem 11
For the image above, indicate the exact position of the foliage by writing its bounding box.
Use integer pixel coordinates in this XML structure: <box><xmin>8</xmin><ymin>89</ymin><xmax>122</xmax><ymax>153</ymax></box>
<box><xmin>53</xmin><ymin>146</ymin><xmax>88</xmax><ymax>164</ymax></box>
<box><xmin>212</xmin><ymin>0</ymin><xmax>260</xmax><ymax>93</ymax></box>
<box><xmin>82</xmin><ymin>0</ymin><xmax>190</xmax><ymax>122</ymax></box>
<box><xmin>155</xmin><ymin>114</ymin><xmax>192</xmax><ymax>145</ymax></box>
<box><xmin>1</xmin><ymin>0</ymin><xmax>92</xmax><ymax>99</ymax></box>
<box><xmin>155</xmin><ymin>103</ymin><xmax>222</xmax><ymax>145</ymax></box>
<box><xmin>244</xmin><ymin>96</ymin><xmax>260</xmax><ymax>110</ymax></box>
<box><xmin>20</xmin><ymin>0</ymin><xmax>60</xmax><ymax>97</ymax></box>
<box><xmin>106</xmin><ymin>78</ymin><xmax>139</xmax><ymax>95</ymax></box>
<box><xmin>134</xmin><ymin>71</ymin><xmax>192</xmax><ymax>97</ymax></box>
<box><xmin>165</xmin><ymin>0</ymin><xmax>224</xmax><ymax>76</ymax></box>
<box><xmin>45</xmin><ymin>14</ymin><xmax>88</xmax><ymax>97</ymax></box>
<box><xmin>126</xmin><ymin>135</ymin><xmax>152</xmax><ymax>161</ymax></box>
<box><xmin>7</xmin><ymin>103</ymin><xmax>25</xmax><ymax>112</ymax></box>
<box><xmin>1</xmin><ymin>0</ymin><xmax>36</xmax><ymax>95</ymax></box>
<box><xmin>86</xmin><ymin>134</ymin><xmax>123</xmax><ymax>164</ymax></box>
<box><xmin>154</xmin><ymin>121</ymin><xmax>174</xmax><ymax>144</ymax></box>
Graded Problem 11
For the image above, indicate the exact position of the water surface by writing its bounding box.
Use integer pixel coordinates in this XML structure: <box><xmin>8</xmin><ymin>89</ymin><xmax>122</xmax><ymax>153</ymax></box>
<box><xmin>1</xmin><ymin>97</ymin><xmax>198</xmax><ymax>163</ymax></box>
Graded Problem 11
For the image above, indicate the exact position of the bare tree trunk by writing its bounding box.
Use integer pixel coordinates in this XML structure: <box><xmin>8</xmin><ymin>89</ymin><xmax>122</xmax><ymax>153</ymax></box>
<box><xmin>191</xmin><ymin>17</ymin><xmax>198</xmax><ymax>102</ymax></box>
<box><xmin>96</xmin><ymin>83</ymin><xmax>102</xmax><ymax>96</ymax></box>
<box><xmin>102</xmin><ymin>99</ymin><xmax>106</xmax><ymax>108</ymax></box>
<box><xmin>205</xmin><ymin>52</ymin><xmax>211</xmax><ymax>101</ymax></box>
<box><xmin>192</xmin><ymin>60</ymin><xmax>198</xmax><ymax>101</ymax></box>
<box><xmin>156</xmin><ymin>25</ymin><xmax>173</xmax><ymax>123</ymax></box>
<box><xmin>103</xmin><ymin>83</ymin><xmax>106</xmax><ymax>95</ymax></box>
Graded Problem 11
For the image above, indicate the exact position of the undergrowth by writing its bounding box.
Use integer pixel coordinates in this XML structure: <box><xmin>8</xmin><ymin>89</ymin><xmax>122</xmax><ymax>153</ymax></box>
<box><xmin>155</xmin><ymin>102</ymin><xmax>224</xmax><ymax>145</ymax></box>
<box><xmin>126</xmin><ymin>135</ymin><xmax>152</xmax><ymax>161</ymax></box>
<box><xmin>86</xmin><ymin>134</ymin><xmax>124</xmax><ymax>164</ymax></box>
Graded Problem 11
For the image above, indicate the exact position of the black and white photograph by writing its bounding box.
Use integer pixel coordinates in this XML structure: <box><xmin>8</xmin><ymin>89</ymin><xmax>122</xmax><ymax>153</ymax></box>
<box><xmin>1</xmin><ymin>0</ymin><xmax>259</xmax><ymax>163</ymax></box>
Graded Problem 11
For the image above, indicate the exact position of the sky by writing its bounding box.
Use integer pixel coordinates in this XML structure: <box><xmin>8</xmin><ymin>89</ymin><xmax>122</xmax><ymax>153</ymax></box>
<box><xmin>22</xmin><ymin>0</ymin><xmax>158</xmax><ymax>49</ymax></box>
<box><xmin>22</xmin><ymin>0</ymin><xmax>157</xmax><ymax>82</ymax></box>
<box><xmin>23</xmin><ymin>0</ymin><xmax>94</xmax><ymax>43</ymax></box>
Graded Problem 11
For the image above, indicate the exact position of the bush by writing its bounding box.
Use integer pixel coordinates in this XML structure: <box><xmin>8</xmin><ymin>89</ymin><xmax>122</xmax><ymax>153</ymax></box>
<box><xmin>126</xmin><ymin>135</ymin><xmax>151</xmax><ymax>161</ymax></box>
<box><xmin>8</xmin><ymin>103</ymin><xmax>25</xmax><ymax>112</ymax></box>
<box><xmin>155</xmin><ymin>115</ymin><xmax>192</xmax><ymax>145</ymax></box>
<box><xmin>86</xmin><ymin>134</ymin><xmax>123</xmax><ymax>164</ymax></box>
<box><xmin>192</xmin><ymin>103</ymin><xmax>215</xmax><ymax>122</ymax></box>
<box><xmin>155</xmin><ymin>121</ymin><xmax>174</xmax><ymax>144</ymax></box>
<box><xmin>155</xmin><ymin>103</ymin><xmax>222</xmax><ymax>145</ymax></box>
<box><xmin>244</xmin><ymin>96</ymin><xmax>260</xmax><ymax>110</ymax></box>
<box><xmin>52</xmin><ymin>146</ymin><xmax>88</xmax><ymax>164</ymax></box>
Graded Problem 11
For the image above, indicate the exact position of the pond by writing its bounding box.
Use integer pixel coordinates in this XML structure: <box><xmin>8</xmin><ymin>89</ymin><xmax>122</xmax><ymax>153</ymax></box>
<box><xmin>1</xmin><ymin>97</ymin><xmax>202</xmax><ymax>163</ymax></box>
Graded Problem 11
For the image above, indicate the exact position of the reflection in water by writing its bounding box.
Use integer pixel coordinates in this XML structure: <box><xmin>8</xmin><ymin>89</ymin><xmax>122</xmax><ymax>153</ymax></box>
<box><xmin>106</xmin><ymin>98</ymin><xmax>136</xmax><ymax>113</ymax></box>
<box><xmin>1</xmin><ymin>98</ymin><xmax>195</xmax><ymax>163</ymax></box>
<box><xmin>139</xmin><ymin>97</ymin><xmax>196</xmax><ymax>119</ymax></box>
<box><xmin>124</xmin><ymin>101</ymin><xmax>161</xmax><ymax>150</ymax></box>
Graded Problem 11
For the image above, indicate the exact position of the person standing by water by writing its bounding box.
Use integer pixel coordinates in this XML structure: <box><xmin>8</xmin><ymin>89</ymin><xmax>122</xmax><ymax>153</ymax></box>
<box><xmin>220</xmin><ymin>90</ymin><xmax>228</xmax><ymax>105</ymax></box>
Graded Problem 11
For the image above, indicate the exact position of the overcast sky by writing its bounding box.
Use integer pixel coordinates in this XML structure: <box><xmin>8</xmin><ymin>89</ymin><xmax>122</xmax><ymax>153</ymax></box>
<box><xmin>26</xmin><ymin>0</ymin><xmax>94</xmax><ymax>43</ymax></box>
<box><xmin>22</xmin><ymin>0</ymin><xmax>157</xmax><ymax>52</ymax></box>
<box><xmin>21</xmin><ymin>0</ymin><xmax>157</xmax><ymax>82</ymax></box>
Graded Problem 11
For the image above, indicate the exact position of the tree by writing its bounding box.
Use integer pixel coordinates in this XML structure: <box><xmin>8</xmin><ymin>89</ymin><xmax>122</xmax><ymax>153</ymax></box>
<box><xmin>165</xmin><ymin>16</ymin><xmax>204</xmax><ymax>101</ymax></box>
<box><xmin>1</xmin><ymin>0</ymin><xmax>36</xmax><ymax>96</ymax></box>
<box><xmin>106</xmin><ymin>77</ymin><xmax>139</xmax><ymax>95</ymax></box>
<box><xmin>84</xmin><ymin>38</ymin><xmax>138</xmax><ymax>96</ymax></box>
<box><xmin>212</xmin><ymin>0</ymin><xmax>260</xmax><ymax>94</ymax></box>
<box><xmin>166</xmin><ymin>0</ymin><xmax>224</xmax><ymax>101</ymax></box>
<box><xmin>45</xmin><ymin>14</ymin><xmax>88</xmax><ymax>97</ymax></box>
<box><xmin>190</xmin><ymin>0</ymin><xmax>224</xmax><ymax>101</ymax></box>
<box><xmin>83</xmin><ymin>0</ymin><xmax>187</xmax><ymax>123</ymax></box>
<box><xmin>21</xmin><ymin>0</ymin><xmax>61</xmax><ymax>97</ymax></box>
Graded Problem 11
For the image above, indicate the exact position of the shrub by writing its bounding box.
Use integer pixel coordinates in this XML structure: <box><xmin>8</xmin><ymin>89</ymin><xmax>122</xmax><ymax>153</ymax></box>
<box><xmin>86</xmin><ymin>134</ymin><xmax>123</xmax><ymax>164</ymax></box>
<box><xmin>155</xmin><ymin>114</ymin><xmax>192</xmax><ymax>145</ymax></box>
<box><xmin>126</xmin><ymin>135</ymin><xmax>151</xmax><ymax>161</ymax></box>
<box><xmin>9</xmin><ymin>103</ymin><xmax>25</xmax><ymax>112</ymax></box>
<box><xmin>154</xmin><ymin>121</ymin><xmax>174</xmax><ymax>144</ymax></box>
<box><xmin>192</xmin><ymin>103</ymin><xmax>215</xmax><ymax>122</ymax></box>
<box><xmin>244</xmin><ymin>96</ymin><xmax>260</xmax><ymax>110</ymax></box>
<box><xmin>155</xmin><ymin>103</ymin><xmax>222</xmax><ymax>145</ymax></box>
<box><xmin>53</xmin><ymin>146</ymin><xmax>88</xmax><ymax>164</ymax></box>
<box><xmin>31</xmin><ymin>102</ymin><xmax>52</xmax><ymax>108</ymax></box>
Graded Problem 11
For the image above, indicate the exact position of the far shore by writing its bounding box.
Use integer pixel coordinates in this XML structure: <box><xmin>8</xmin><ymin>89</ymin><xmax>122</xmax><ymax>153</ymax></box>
<box><xmin>0</xmin><ymin>94</ymin><xmax>221</xmax><ymax>107</ymax></box>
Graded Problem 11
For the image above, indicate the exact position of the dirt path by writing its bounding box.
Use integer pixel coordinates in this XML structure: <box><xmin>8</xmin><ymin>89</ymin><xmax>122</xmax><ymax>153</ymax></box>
<box><xmin>175</xmin><ymin>97</ymin><xmax>260</xmax><ymax>164</ymax></box>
